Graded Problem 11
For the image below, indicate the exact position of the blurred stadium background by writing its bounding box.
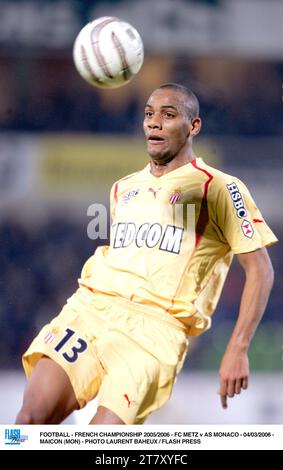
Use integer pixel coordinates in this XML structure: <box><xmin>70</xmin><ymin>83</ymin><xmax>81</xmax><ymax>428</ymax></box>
<box><xmin>0</xmin><ymin>0</ymin><xmax>282</xmax><ymax>424</ymax></box>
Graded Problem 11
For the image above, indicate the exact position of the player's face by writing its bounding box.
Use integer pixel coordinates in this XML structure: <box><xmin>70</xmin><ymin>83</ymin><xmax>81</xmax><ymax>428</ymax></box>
<box><xmin>143</xmin><ymin>89</ymin><xmax>191</xmax><ymax>162</ymax></box>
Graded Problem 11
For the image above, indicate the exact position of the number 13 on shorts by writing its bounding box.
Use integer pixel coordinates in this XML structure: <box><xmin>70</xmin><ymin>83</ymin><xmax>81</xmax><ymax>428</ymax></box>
<box><xmin>54</xmin><ymin>328</ymin><xmax>88</xmax><ymax>363</ymax></box>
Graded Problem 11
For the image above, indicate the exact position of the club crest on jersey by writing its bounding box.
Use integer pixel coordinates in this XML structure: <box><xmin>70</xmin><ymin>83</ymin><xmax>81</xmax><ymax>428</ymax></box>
<box><xmin>169</xmin><ymin>189</ymin><xmax>181</xmax><ymax>204</ymax></box>
<box><xmin>122</xmin><ymin>189</ymin><xmax>140</xmax><ymax>205</ymax></box>
<box><xmin>226</xmin><ymin>182</ymin><xmax>247</xmax><ymax>218</ymax></box>
<box><xmin>241</xmin><ymin>219</ymin><xmax>254</xmax><ymax>238</ymax></box>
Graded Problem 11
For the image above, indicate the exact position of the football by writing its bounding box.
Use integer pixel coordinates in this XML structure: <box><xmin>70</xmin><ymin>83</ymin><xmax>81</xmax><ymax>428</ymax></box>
<box><xmin>73</xmin><ymin>16</ymin><xmax>144</xmax><ymax>89</ymax></box>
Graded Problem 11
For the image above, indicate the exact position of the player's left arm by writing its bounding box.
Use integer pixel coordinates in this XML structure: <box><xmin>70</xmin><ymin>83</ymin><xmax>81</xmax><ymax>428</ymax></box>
<box><xmin>218</xmin><ymin>246</ymin><xmax>274</xmax><ymax>409</ymax></box>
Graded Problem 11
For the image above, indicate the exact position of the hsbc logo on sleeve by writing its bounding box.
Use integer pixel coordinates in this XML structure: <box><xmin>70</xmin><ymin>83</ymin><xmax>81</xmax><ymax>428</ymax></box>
<box><xmin>112</xmin><ymin>222</ymin><xmax>184</xmax><ymax>254</ymax></box>
<box><xmin>226</xmin><ymin>182</ymin><xmax>247</xmax><ymax>218</ymax></box>
<box><xmin>241</xmin><ymin>219</ymin><xmax>254</xmax><ymax>238</ymax></box>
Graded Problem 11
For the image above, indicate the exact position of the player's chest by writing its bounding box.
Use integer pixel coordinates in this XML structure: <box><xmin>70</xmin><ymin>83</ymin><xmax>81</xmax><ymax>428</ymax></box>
<box><xmin>118</xmin><ymin>180</ymin><xmax>202</xmax><ymax>207</ymax></box>
<box><xmin>115</xmin><ymin>180</ymin><xmax>203</xmax><ymax>225</ymax></box>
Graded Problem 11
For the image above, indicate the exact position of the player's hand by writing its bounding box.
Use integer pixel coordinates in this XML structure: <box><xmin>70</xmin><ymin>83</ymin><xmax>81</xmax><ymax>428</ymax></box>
<box><xmin>218</xmin><ymin>349</ymin><xmax>249</xmax><ymax>409</ymax></box>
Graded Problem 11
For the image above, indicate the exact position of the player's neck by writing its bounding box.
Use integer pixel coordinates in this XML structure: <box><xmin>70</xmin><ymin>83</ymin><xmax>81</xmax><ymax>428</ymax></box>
<box><xmin>149</xmin><ymin>151</ymin><xmax>197</xmax><ymax>177</ymax></box>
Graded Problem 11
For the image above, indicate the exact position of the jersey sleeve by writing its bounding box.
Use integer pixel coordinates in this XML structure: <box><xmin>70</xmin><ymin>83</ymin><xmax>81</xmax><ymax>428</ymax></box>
<box><xmin>213</xmin><ymin>178</ymin><xmax>278</xmax><ymax>254</ymax></box>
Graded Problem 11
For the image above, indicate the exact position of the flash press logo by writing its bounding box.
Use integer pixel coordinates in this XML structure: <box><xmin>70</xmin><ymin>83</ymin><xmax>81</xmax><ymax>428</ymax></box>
<box><xmin>5</xmin><ymin>428</ymin><xmax>28</xmax><ymax>445</ymax></box>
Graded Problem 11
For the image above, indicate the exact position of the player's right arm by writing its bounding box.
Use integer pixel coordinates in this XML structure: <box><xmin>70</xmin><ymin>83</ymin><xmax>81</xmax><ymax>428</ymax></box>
<box><xmin>210</xmin><ymin>175</ymin><xmax>277</xmax><ymax>409</ymax></box>
<box><xmin>218</xmin><ymin>247</ymin><xmax>274</xmax><ymax>409</ymax></box>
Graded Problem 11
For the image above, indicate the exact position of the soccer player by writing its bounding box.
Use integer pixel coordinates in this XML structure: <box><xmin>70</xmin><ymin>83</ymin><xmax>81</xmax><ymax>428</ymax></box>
<box><xmin>16</xmin><ymin>83</ymin><xmax>277</xmax><ymax>425</ymax></box>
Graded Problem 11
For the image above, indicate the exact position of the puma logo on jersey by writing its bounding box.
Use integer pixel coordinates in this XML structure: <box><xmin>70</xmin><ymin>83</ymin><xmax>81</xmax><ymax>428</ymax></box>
<box><xmin>112</xmin><ymin>222</ymin><xmax>184</xmax><ymax>254</ymax></box>
<box><xmin>148</xmin><ymin>187</ymin><xmax>161</xmax><ymax>198</ymax></box>
<box><xmin>123</xmin><ymin>394</ymin><xmax>137</xmax><ymax>408</ymax></box>
<box><xmin>226</xmin><ymin>182</ymin><xmax>247</xmax><ymax>218</ymax></box>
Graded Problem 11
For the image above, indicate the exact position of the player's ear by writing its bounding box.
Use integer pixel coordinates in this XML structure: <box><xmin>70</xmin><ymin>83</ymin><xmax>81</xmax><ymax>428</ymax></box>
<box><xmin>190</xmin><ymin>117</ymin><xmax>202</xmax><ymax>136</ymax></box>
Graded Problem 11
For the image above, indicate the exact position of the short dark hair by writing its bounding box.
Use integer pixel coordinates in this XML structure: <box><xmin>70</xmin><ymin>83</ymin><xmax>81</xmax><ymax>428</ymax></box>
<box><xmin>158</xmin><ymin>83</ymin><xmax>199</xmax><ymax>119</ymax></box>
